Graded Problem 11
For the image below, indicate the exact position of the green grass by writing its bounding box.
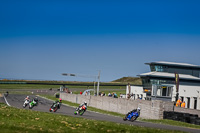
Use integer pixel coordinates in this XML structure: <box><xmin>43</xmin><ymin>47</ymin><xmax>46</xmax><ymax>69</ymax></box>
<box><xmin>0</xmin><ymin>90</ymin><xmax>33</xmax><ymax>95</ymax></box>
<box><xmin>0</xmin><ymin>84</ymin><xmax>126</xmax><ymax>90</ymax></box>
<box><xmin>0</xmin><ymin>84</ymin><xmax>61</xmax><ymax>90</ymax></box>
<box><xmin>0</xmin><ymin>103</ymin><xmax>181</xmax><ymax>133</ymax></box>
<box><xmin>141</xmin><ymin>119</ymin><xmax>200</xmax><ymax>129</ymax></box>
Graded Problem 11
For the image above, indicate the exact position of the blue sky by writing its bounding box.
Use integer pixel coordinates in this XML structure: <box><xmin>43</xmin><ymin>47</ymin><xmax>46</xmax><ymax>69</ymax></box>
<box><xmin>0</xmin><ymin>0</ymin><xmax>200</xmax><ymax>82</ymax></box>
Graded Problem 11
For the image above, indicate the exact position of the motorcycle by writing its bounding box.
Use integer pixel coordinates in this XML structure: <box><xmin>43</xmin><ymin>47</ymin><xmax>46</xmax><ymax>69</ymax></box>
<box><xmin>123</xmin><ymin>111</ymin><xmax>139</xmax><ymax>122</ymax></box>
<box><xmin>74</xmin><ymin>105</ymin><xmax>86</xmax><ymax>116</ymax></box>
<box><xmin>49</xmin><ymin>103</ymin><xmax>58</xmax><ymax>112</ymax></box>
<box><xmin>23</xmin><ymin>99</ymin><xmax>30</xmax><ymax>108</ymax></box>
<box><xmin>29</xmin><ymin>100</ymin><xmax>38</xmax><ymax>109</ymax></box>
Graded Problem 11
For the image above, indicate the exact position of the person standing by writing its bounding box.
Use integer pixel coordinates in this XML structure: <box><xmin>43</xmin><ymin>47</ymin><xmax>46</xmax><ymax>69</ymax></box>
<box><xmin>176</xmin><ymin>98</ymin><xmax>182</xmax><ymax>107</ymax></box>
<box><xmin>181</xmin><ymin>101</ymin><xmax>185</xmax><ymax>108</ymax></box>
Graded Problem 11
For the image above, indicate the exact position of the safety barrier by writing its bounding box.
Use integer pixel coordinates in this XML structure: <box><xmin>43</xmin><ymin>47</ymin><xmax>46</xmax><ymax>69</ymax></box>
<box><xmin>163</xmin><ymin>111</ymin><xmax>200</xmax><ymax>125</ymax></box>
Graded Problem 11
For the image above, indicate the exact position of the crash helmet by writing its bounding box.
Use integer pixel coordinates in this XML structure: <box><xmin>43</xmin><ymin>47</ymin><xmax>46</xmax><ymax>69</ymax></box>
<box><xmin>137</xmin><ymin>107</ymin><xmax>141</xmax><ymax>112</ymax></box>
<box><xmin>27</xmin><ymin>96</ymin><xmax>29</xmax><ymax>98</ymax></box>
<box><xmin>84</xmin><ymin>101</ymin><xmax>87</xmax><ymax>105</ymax></box>
<box><xmin>59</xmin><ymin>98</ymin><xmax>62</xmax><ymax>102</ymax></box>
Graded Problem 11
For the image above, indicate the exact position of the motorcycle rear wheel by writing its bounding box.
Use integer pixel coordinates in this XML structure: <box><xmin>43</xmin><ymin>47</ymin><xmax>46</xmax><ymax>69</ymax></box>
<box><xmin>131</xmin><ymin>116</ymin><xmax>136</xmax><ymax>122</ymax></box>
<box><xmin>123</xmin><ymin>116</ymin><xmax>127</xmax><ymax>121</ymax></box>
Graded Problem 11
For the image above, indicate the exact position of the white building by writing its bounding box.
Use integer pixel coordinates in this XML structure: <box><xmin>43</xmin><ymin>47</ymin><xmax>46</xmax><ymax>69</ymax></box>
<box><xmin>127</xmin><ymin>61</ymin><xmax>200</xmax><ymax>110</ymax></box>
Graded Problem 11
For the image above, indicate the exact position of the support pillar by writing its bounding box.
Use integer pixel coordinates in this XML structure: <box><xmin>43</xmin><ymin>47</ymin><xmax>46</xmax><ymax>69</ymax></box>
<box><xmin>197</xmin><ymin>94</ymin><xmax>200</xmax><ymax>110</ymax></box>
<box><xmin>184</xmin><ymin>96</ymin><xmax>187</xmax><ymax>108</ymax></box>
<box><xmin>190</xmin><ymin>97</ymin><xmax>194</xmax><ymax>109</ymax></box>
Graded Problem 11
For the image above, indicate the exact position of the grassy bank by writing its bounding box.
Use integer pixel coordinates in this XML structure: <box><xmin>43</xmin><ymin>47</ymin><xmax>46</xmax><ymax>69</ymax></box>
<box><xmin>141</xmin><ymin>119</ymin><xmax>200</xmax><ymax>129</ymax></box>
<box><xmin>0</xmin><ymin>103</ymin><xmax>181</xmax><ymax>133</ymax></box>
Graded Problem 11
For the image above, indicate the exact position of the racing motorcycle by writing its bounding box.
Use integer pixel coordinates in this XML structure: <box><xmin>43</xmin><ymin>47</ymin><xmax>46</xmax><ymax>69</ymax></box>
<box><xmin>23</xmin><ymin>99</ymin><xmax>30</xmax><ymax>108</ymax></box>
<box><xmin>29</xmin><ymin>100</ymin><xmax>38</xmax><ymax>109</ymax></box>
<box><xmin>123</xmin><ymin>111</ymin><xmax>139</xmax><ymax>122</ymax></box>
<box><xmin>49</xmin><ymin>103</ymin><xmax>58</xmax><ymax>112</ymax></box>
<box><xmin>74</xmin><ymin>105</ymin><xmax>86</xmax><ymax>116</ymax></box>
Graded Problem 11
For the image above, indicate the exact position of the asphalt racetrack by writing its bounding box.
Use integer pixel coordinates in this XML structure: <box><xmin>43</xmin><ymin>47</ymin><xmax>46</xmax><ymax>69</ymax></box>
<box><xmin>3</xmin><ymin>94</ymin><xmax>200</xmax><ymax>133</ymax></box>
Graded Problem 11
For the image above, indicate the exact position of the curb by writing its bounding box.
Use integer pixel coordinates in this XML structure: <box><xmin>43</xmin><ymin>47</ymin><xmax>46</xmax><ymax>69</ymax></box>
<box><xmin>3</xmin><ymin>94</ymin><xmax>11</xmax><ymax>106</ymax></box>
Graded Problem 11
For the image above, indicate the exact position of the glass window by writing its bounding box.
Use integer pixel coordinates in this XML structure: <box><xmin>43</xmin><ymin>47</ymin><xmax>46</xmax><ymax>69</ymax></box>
<box><xmin>162</xmin><ymin>86</ymin><xmax>167</xmax><ymax>96</ymax></box>
<box><xmin>156</xmin><ymin>86</ymin><xmax>161</xmax><ymax>96</ymax></box>
<box><xmin>150</xmin><ymin>65</ymin><xmax>155</xmax><ymax>71</ymax></box>
<box><xmin>167</xmin><ymin>87</ymin><xmax>172</xmax><ymax>96</ymax></box>
<box><xmin>152</xmin><ymin>85</ymin><xmax>173</xmax><ymax>97</ymax></box>
<box><xmin>155</xmin><ymin>65</ymin><xmax>164</xmax><ymax>72</ymax></box>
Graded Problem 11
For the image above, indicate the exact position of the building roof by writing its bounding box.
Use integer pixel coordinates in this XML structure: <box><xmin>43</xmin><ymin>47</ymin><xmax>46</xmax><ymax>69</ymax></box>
<box><xmin>138</xmin><ymin>71</ymin><xmax>200</xmax><ymax>81</ymax></box>
<box><xmin>145</xmin><ymin>61</ymin><xmax>200</xmax><ymax>69</ymax></box>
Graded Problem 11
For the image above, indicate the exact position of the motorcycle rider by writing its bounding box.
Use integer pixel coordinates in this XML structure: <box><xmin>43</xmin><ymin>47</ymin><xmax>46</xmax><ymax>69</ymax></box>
<box><xmin>32</xmin><ymin>97</ymin><xmax>38</xmax><ymax>105</ymax></box>
<box><xmin>57</xmin><ymin>98</ymin><xmax>62</xmax><ymax>109</ymax></box>
<box><xmin>51</xmin><ymin>98</ymin><xmax>62</xmax><ymax>109</ymax></box>
<box><xmin>76</xmin><ymin>101</ymin><xmax>87</xmax><ymax>113</ymax></box>
<box><xmin>126</xmin><ymin>107</ymin><xmax>141</xmax><ymax>118</ymax></box>
<box><xmin>25</xmin><ymin>96</ymin><xmax>30</xmax><ymax>101</ymax></box>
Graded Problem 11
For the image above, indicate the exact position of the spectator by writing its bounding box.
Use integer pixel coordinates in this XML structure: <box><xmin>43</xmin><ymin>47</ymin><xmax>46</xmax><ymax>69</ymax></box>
<box><xmin>108</xmin><ymin>92</ymin><xmax>112</xmax><ymax>97</ymax></box>
<box><xmin>120</xmin><ymin>93</ymin><xmax>123</xmax><ymax>98</ymax></box>
<box><xmin>127</xmin><ymin>94</ymin><xmax>130</xmax><ymax>99</ymax></box>
<box><xmin>114</xmin><ymin>93</ymin><xmax>118</xmax><ymax>98</ymax></box>
<box><xmin>181</xmin><ymin>101</ymin><xmax>185</xmax><ymax>108</ymax></box>
<box><xmin>176</xmin><ymin>98</ymin><xmax>182</xmax><ymax>107</ymax></box>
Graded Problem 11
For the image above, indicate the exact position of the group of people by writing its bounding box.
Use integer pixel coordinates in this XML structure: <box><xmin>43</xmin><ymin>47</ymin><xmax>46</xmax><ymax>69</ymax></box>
<box><xmin>107</xmin><ymin>92</ymin><xmax>118</xmax><ymax>98</ymax></box>
<box><xmin>176</xmin><ymin>98</ymin><xmax>185</xmax><ymax>108</ymax></box>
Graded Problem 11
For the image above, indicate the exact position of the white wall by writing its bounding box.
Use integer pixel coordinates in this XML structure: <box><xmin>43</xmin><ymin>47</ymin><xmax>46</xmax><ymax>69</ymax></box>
<box><xmin>170</xmin><ymin>84</ymin><xmax>200</xmax><ymax>110</ymax></box>
<box><xmin>177</xmin><ymin>85</ymin><xmax>200</xmax><ymax>110</ymax></box>
<box><xmin>126</xmin><ymin>85</ymin><xmax>146</xmax><ymax>100</ymax></box>
<box><xmin>127</xmin><ymin>84</ymin><xmax>200</xmax><ymax>110</ymax></box>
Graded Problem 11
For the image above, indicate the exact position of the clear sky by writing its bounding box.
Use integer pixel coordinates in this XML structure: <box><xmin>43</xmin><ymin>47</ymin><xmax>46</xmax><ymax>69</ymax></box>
<box><xmin>0</xmin><ymin>0</ymin><xmax>200</xmax><ymax>82</ymax></box>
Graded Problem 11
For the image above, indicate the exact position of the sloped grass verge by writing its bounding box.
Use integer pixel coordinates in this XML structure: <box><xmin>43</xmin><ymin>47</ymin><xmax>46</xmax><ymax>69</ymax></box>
<box><xmin>0</xmin><ymin>103</ymin><xmax>182</xmax><ymax>133</ymax></box>
<box><xmin>141</xmin><ymin>119</ymin><xmax>200</xmax><ymax>129</ymax></box>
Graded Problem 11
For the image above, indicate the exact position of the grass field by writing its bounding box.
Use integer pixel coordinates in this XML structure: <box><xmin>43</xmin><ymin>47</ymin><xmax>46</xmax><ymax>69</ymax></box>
<box><xmin>0</xmin><ymin>84</ymin><xmax>126</xmax><ymax>96</ymax></box>
<box><xmin>0</xmin><ymin>84</ymin><xmax>126</xmax><ymax>90</ymax></box>
<box><xmin>0</xmin><ymin>103</ymin><xmax>183</xmax><ymax>133</ymax></box>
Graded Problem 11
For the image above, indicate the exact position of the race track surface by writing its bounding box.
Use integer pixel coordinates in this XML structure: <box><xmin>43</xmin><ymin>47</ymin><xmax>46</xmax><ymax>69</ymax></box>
<box><xmin>3</xmin><ymin>94</ymin><xmax>200</xmax><ymax>133</ymax></box>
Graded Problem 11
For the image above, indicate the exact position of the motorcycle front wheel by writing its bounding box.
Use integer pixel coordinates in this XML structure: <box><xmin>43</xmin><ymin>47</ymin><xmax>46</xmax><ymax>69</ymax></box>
<box><xmin>79</xmin><ymin>110</ymin><xmax>85</xmax><ymax>116</ymax></box>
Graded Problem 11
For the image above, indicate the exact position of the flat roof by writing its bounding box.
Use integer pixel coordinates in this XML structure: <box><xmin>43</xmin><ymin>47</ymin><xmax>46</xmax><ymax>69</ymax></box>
<box><xmin>138</xmin><ymin>71</ymin><xmax>200</xmax><ymax>81</ymax></box>
<box><xmin>145</xmin><ymin>61</ymin><xmax>200</xmax><ymax>69</ymax></box>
